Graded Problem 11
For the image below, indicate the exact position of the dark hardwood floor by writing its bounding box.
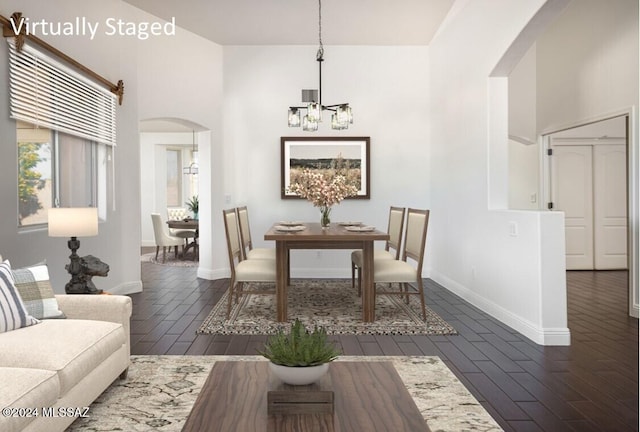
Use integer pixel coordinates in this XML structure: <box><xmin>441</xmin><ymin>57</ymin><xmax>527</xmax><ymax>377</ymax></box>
<box><xmin>131</xmin><ymin>259</ymin><xmax>638</xmax><ymax>432</ymax></box>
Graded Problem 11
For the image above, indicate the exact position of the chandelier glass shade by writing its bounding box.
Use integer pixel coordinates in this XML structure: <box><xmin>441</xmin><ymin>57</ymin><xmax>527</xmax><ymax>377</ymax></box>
<box><xmin>287</xmin><ymin>0</ymin><xmax>352</xmax><ymax>131</ymax></box>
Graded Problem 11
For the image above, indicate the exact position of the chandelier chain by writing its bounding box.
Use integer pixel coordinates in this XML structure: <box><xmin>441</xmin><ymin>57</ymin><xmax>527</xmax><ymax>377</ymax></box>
<box><xmin>317</xmin><ymin>0</ymin><xmax>324</xmax><ymax>59</ymax></box>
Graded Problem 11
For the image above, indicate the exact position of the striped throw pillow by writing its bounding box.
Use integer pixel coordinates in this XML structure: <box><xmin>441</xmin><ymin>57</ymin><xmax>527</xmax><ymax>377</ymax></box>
<box><xmin>13</xmin><ymin>263</ymin><xmax>65</xmax><ymax>319</ymax></box>
<box><xmin>0</xmin><ymin>260</ymin><xmax>40</xmax><ymax>333</ymax></box>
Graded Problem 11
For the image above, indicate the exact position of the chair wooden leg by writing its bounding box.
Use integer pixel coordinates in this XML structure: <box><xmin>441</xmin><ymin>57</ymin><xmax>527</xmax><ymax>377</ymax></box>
<box><xmin>174</xmin><ymin>245</ymin><xmax>179</xmax><ymax>259</ymax></box>
<box><xmin>235</xmin><ymin>282</ymin><xmax>243</xmax><ymax>304</ymax></box>
<box><xmin>403</xmin><ymin>283</ymin><xmax>410</xmax><ymax>304</ymax></box>
<box><xmin>351</xmin><ymin>262</ymin><xmax>355</xmax><ymax>289</ymax></box>
<box><xmin>417</xmin><ymin>279</ymin><xmax>426</xmax><ymax>321</ymax></box>
<box><xmin>357</xmin><ymin>267</ymin><xmax>362</xmax><ymax>297</ymax></box>
<box><xmin>226</xmin><ymin>277</ymin><xmax>236</xmax><ymax>319</ymax></box>
<box><xmin>162</xmin><ymin>247</ymin><xmax>167</xmax><ymax>263</ymax></box>
<box><xmin>155</xmin><ymin>246</ymin><xmax>160</xmax><ymax>260</ymax></box>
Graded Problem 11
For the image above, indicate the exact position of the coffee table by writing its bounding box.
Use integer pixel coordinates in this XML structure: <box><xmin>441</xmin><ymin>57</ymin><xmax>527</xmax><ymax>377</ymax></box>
<box><xmin>182</xmin><ymin>361</ymin><xmax>431</xmax><ymax>432</ymax></box>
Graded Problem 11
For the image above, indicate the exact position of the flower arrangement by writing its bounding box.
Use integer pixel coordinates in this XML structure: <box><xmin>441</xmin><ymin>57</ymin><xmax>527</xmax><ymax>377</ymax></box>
<box><xmin>288</xmin><ymin>169</ymin><xmax>358</xmax><ymax>208</ymax></box>
<box><xmin>287</xmin><ymin>157</ymin><xmax>359</xmax><ymax>227</ymax></box>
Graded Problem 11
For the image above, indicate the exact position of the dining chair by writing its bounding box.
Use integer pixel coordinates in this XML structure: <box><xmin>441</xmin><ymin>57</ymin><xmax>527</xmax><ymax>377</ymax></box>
<box><xmin>151</xmin><ymin>213</ymin><xmax>184</xmax><ymax>263</ymax></box>
<box><xmin>166</xmin><ymin>207</ymin><xmax>196</xmax><ymax>247</ymax></box>
<box><xmin>373</xmin><ymin>208</ymin><xmax>430</xmax><ymax>320</ymax></box>
<box><xmin>351</xmin><ymin>206</ymin><xmax>406</xmax><ymax>295</ymax></box>
<box><xmin>223</xmin><ymin>208</ymin><xmax>276</xmax><ymax>319</ymax></box>
<box><xmin>236</xmin><ymin>206</ymin><xmax>276</xmax><ymax>260</ymax></box>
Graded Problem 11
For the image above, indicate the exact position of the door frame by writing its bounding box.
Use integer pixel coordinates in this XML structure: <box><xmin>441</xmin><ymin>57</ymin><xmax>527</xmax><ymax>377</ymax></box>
<box><xmin>541</xmin><ymin>108</ymin><xmax>638</xmax><ymax>318</ymax></box>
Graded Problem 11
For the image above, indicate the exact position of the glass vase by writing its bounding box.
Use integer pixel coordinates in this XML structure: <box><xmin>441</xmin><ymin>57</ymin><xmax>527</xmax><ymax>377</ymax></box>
<box><xmin>320</xmin><ymin>206</ymin><xmax>331</xmax><ymax>228</ymax></box>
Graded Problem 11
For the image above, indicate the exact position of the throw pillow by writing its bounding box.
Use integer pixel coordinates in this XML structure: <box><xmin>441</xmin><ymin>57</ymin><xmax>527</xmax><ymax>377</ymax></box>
<box><xmin>0</xmin><ymin>260</ymin><xmax>40</xmax><ymax>333</ymax></box>
<box><xmin>12</xmin><ymin>263</ymin><xmax>65</xmax><ymax>319</ymax></box>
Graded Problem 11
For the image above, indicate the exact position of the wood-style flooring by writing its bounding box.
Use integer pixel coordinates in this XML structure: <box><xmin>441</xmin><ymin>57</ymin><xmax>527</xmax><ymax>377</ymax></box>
<box><xmin>130</xmin><ymin>261</ymin><xmax>638</xmax><ymax>432</ymax></box>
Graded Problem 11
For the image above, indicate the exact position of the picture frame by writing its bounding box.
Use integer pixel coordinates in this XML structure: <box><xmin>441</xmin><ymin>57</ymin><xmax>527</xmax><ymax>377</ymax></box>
<box><xmin>281</xmin><ymin>136</ymin><xmax>370</xmax><ymax>199</ymax></box>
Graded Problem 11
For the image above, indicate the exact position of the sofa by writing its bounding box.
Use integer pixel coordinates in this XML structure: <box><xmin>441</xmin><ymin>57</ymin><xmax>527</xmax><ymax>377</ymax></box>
<box><xmin>0</xmin><ymin>285</ymin><xmax>132</xmax><ymax>432</ymax></box>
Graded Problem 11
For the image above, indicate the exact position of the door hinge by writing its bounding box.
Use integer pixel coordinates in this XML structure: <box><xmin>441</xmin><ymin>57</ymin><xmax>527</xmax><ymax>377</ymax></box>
<box><xmin>548</xmin><ymin>202</ymin><xmax>554</xmax><ymax>210</ymax></box>
<box><xmin>547</xmin><ymin>148</ymin><xmax>553</xmax><ymax>156</ymax></box>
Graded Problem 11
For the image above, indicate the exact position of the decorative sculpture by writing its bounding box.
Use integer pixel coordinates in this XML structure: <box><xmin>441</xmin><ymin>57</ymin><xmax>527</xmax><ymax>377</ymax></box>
<box><xmin>65</xmin><ymin>255</ymin><xmax>109</xmax><ymax>294</ymax></box>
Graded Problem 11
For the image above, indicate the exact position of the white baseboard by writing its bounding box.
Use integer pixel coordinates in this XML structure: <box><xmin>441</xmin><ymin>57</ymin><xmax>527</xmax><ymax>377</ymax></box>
<box><xmin>430</xmin><ymin>271</ymin><xmax>571</xmax><ymax>346</ymax></box>
<box><xmin>197</xmin><ymin>267</ymin><xmax>229</xmax><ymax>280</ymax></box>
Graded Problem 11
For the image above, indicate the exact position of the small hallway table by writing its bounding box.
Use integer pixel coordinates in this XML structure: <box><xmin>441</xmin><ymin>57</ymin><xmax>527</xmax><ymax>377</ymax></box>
<box><xmin>264</xmin><ymin>222</ymin><xmax>389</xmax><ymax>323</ymax></box>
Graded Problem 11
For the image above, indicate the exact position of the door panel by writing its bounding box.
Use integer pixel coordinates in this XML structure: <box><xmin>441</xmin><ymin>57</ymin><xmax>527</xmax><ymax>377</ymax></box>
<box><xmin>552</xmin><ymin>145</ymin><xmax>594</xmax><ymax>269</ymax></box>
<box><xmin>594</xmin><ymin>144</ymin><xmax>627</xmax><ymax>269</ymax></box>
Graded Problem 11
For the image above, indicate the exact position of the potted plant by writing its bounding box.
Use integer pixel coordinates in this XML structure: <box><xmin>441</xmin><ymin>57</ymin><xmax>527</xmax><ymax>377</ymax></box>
<box><xmin>185</xmin><ymin>195</ymin><xmax>199</xmax><ymax>220</ymax></box>
<box><xmin>259</xmin><ymin>319</ymin><xmax>341</xmax><ymax>385</ymax></box>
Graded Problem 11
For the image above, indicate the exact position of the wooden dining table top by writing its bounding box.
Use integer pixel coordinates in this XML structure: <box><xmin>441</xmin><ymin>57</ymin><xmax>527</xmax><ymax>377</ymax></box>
<box><xmin>264</xmin><ymin>222</ymin><xmax>388</xmax><ymax>241</ymax></box>
<box><xmin>166</xmin><ymin>219</ymin><xmax>199</xmax><ymax>229</ymax></box>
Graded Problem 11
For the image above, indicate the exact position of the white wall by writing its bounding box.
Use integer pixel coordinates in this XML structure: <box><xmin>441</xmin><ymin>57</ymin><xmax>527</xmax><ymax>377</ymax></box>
<box><xmin>536</xmin><ymin>0</ymin><xmax>639</xmax><ymax>316</ymax></box>
<box><xmin>222</xmin><ymin>45</ymin><xmax>431</xmax><ymax>277</ymax></box>
<box><xmin>428</xmin><ymin>0</ymin><xmax>570</xmax><ymax>345</ymax></box>
<box><xmin>509</xmin><ymin>140</ymin><xmax>540</xmax><ymax>210</ymax></box>
<box><xmin>0</xmin><ymin>0</ymin><xmax>142</xmax><ymax>294</ymax></box>
<box><xmin>536</xmin><ymin>0</ymin><xmax>638</xmax><ymax>132</ymax></box>
<box><xmin>134</xmin><ymin>9</ymin><xmax>225</xmax><ymax>280</ymax></box>
<box><xmin>508</xmin><ymin>43</ymin><xmax>539</xmax><ymax>210</ymax></box>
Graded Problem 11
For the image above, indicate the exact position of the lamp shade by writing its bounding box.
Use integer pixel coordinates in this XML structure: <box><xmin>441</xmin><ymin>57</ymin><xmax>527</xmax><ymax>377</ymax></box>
<box><xmin>48</xmin><ymin>207</ymin><xmax>98</xmax><ymax>237</ymax></box>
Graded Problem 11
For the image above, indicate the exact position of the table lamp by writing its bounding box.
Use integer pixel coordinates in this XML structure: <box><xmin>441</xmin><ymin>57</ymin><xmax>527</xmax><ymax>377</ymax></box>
<box><xmin>48</xmin><ymin>207</ymin><xmax>98</xmax><ymax>294</ymax></box>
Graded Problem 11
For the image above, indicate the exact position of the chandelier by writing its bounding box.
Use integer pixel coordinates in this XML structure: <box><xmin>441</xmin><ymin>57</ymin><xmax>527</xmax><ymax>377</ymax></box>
<box><xmin>287</xmin><ymin>0</ymin><xmax>353</xmax><ymax>131</ymax></box>
<box><xmin>183</xmin><ymin>131</ymin><xmax>199</xmax><ymax>175</ymax></box>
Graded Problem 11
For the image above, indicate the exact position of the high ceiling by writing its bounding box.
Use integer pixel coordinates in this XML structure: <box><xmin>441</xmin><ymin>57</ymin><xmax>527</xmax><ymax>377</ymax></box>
<box><xmin>123</xmin><ymin>0</ymin><xmax>454</xmax><ymax>46</ymax></box>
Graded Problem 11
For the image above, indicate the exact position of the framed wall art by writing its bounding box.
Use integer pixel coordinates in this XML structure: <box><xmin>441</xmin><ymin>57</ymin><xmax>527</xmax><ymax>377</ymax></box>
<box><xmin>281</xmin><ymin>136</ymin><xmax>370</xmax><ymax>199</ymax></box>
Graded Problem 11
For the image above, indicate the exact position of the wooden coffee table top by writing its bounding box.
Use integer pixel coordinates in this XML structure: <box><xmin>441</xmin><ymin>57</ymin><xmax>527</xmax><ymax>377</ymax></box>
<box><xmin>182</xmin><ymin>360</ymin><xmax>430</xmax><ymax>432</ymax></box>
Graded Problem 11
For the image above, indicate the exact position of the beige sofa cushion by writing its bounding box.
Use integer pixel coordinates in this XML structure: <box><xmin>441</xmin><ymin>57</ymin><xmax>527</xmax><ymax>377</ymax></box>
<box><xmin>0</xmin><ymin>319</ymin><xmax>125</xmax><ymax>394</ymax></box>
<box><xmin>0</xmin><ymin>367</ymin><xmax>59</xmax><ymax>432</ymax></box>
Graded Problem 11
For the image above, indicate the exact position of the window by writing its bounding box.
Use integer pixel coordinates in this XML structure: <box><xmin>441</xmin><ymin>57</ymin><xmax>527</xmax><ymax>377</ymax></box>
<box><xmin>166</xmin><ymin>149</ymin><xmax>182</xmax><ymax>207</ymax></box>
<box><xmin>17</xmin><ymin>121</ymin><xmax>108</xmax><ymax>227</ymax></box>
<box><xmin>9</xmin><ymin>39</ymin><xmax>116</xmax><ymax>228</ymax></box>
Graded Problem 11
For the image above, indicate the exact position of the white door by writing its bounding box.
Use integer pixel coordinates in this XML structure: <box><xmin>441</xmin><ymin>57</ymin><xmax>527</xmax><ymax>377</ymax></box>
<box><xmin>594</xmin><ymin>144</ymin><xmax>628</xmax><ymax>269</ymax></box>
<box><xmin>552</xmin><ymin>145</ymin><xmax>594</xmax><ymax>269</ymax></box>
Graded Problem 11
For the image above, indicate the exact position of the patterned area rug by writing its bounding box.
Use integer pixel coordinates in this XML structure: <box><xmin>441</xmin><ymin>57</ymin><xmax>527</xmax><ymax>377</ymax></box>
<box><xmin>140</xmin><ymin>253</ymin><xmax>198</xmax><ymax>268</ymax></box>
<box><xmin>198</xmin><ymin>279</ymin><xmax>457</xmax><ymax>335</ymax></box>
<box><xmin>66</xmin><ymin>355</ymin><xmax>502</xmax><ymax>432</ymax></box>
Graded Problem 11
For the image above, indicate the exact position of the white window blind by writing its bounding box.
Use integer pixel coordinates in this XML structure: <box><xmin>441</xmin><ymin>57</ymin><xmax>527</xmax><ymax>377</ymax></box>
<box><xmin>7</xmin><ymin>40</ymin><xmax>116</xmax><ymax>146</ymax></box>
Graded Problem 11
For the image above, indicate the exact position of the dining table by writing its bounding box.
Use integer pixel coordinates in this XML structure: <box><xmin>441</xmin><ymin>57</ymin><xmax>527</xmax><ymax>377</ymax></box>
<box><xmin>166</xmin><ymin>219</ymin><xmax>199</xmax><ymax>260</ymax></box>
<box><xmin>264</xmin><ymin>222</ymin><xmax>389</xmax><ymax>323</ymax></box>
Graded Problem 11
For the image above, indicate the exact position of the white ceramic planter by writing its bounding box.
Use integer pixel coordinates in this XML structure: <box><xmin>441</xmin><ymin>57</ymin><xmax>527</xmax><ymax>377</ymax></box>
<box><xmin>269</xmin><ymin>362</ymin><xmax>329</xmax><ymax>385</ymax></box>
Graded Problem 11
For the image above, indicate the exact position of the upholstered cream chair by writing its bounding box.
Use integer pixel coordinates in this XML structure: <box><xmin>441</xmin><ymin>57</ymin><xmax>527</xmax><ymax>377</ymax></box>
<box><xmin>166</xmin><ymin>207</ymin><xmax>196</xmax><ymax>245</ymax></box>
<box><xmin>351</xmin><ymin>206</ymin><xmax>406</xmax><ymax>295</ymax></box>
<box><xmin>151</xmin><ymin>213</ymin><xmax>184</xmax><ymax>262</ymax></box>
<box><xmin>223</xmin><ymin>208</ymin><xmax>276</xmax><ymax>319</ymax></box>
<box><xmin>237</xmin><ymin>206</ymin><xmax>276</xmax><ymax>260</ymax></box>
<box><xmin>374</xmin><ymin>208</ymin><xmax>430</xmax><ymax>320</ymax></box>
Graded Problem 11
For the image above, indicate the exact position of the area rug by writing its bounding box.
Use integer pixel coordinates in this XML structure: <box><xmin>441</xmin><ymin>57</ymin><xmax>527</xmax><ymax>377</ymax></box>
<box><xmin>140</xmin><ymin>253</ymin><xmax>198</xmax><ymax>268</ymax></box>
<box><xmin>198</xmin><ymin>279</ymin><xmax>457</xmax><ymax>336</ymax></box>
<box><xmin>66</xmin><ymin>355</ymin><xmax>502</xmax><ymax>432</ymax></box>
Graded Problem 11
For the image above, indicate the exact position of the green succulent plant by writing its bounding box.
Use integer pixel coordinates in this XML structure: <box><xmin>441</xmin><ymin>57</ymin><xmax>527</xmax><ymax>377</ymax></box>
<box><xmin>258</xmin><ymin>319</ymin><xmax>341</xmax><ymax>367</ymax></box>
<box><xmin>185</xmin><ymin>195</ymin><xmax>199</xmax><ymax>214</ymax></box>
